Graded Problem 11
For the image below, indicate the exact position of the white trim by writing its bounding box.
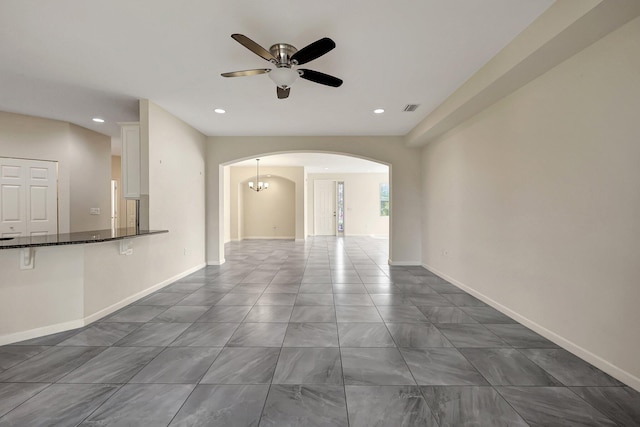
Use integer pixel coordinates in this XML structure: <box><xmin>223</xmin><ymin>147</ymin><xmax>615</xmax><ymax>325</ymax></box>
<box><xmin>83</xmin><ymin>263</ymin><xmax>205</xmax><ymax>325</ymax></box>
<box><xmin>422</xmin><ymin>262</ymin><xmax>640</xmax><ymax>392</ymax></box>
<box><xmin>0</xmin><ymin>263</ymin><xmax>206</xmax><ymax>346</ymax></box>
<box><xmin>0</xmin><ymin>319</ymin><xmax>85</xmax><ymax>346</ymax></box>
<box><xmin>241</xmin><ymin>236</ymin><xmax>295</xmax><ymax>240</ymax></box>
<box><xmin>207</xmin><ymin>258</ymin><xmax>226</xmax><ymax>265</ymax></box>
<box><xmin>388</xmin><ymin>259</ymin><xmax>422</xmax><ymax>266</ymax></box>
<box><xmin>342</xmin><ymin>233</ymin><xmax>389</xmax><ymax>237</ymax></box>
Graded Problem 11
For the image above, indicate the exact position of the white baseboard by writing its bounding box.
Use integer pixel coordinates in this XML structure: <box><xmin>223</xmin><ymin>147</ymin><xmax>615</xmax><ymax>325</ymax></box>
<box><xmin>0</xmin><ymin>319</ymin><xmax>86</xmax><ymax>346</ymax></box>
<box><xmin>241</xmin><ymin>236</ymin><xmax>295</xmax><ymax>240</ymax></box>
<box><xmin>0</xmin><ymin>263</ymin><xmax>206</xmax><ymax>346</ymax></box>
<box><xmin>422</xmin><ymin>262</ymin><xmax>640</xmax><ymax>392</ymax></box>
<box><xmin>83</xmin><ymin>262</ymin><xmax>206</xmax><ymax>325</ymax></box>
<box><xmin>388</xmin><ymin>259</ymin><xmax>422</xmax><ymax>266</ymax></box>
<box><xmin>344</xmin><ymin>234</ymin><xmax>389</xmax><ymax>238</ymax></box>
<box><xmin>207</xmin><ymin>258</ymin><xmax>226</xmax><ymax>265</ymax></box>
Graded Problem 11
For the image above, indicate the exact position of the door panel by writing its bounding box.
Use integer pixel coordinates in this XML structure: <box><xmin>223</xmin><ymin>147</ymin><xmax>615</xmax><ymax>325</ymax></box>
<box><xmin>314</xmin><ymin>180</ymin><xmax>336</xmax><ymax>236</ymax></box>
<box><xmin>30</xmin><ymin>186</ymin><xmax>48</xmax><ymax>220</ymax></box>
<box><xmin>1</xmin><ymin>185</ymin><xmax>22</xmax><ymax>221</ymax></box>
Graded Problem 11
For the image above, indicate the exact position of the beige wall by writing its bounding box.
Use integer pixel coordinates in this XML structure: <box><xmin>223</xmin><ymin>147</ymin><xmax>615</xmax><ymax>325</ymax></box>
<box><xmin>0</xmin><ymin>245</ymin><xmax>84</xmax><ymax>340</ymax></box>
<box><xmin>242</xmin><ymin>175</ymin><xmax>295</xmax><ymax>239</ymax></box>
<box><xmin>68</xmin><ymin>124</ymin><xmax>111</xmax><ymax>231</ymax></box>
<box><xmin>228</xmin><ymin>166</ymin><xmax>304</xmax><ymax>241</ymax></box>
<box><xmin>206</xmin><ymin>136</ymin><xmax>422</xmax><ymax>265</ymax></box>
<box><xmin>307</xmin><ymin>173</ymin><xmax>389</xmax><ymax>237</ymax></box>
<box><xmin>421</xmin><ymin>16</ymin><xmax>640</xmax><ymax>388</ymax></box>
<box><xmin>0</xmin><ymin>111</ymin><xmax>111</xmax><ymax>233</ymax></box>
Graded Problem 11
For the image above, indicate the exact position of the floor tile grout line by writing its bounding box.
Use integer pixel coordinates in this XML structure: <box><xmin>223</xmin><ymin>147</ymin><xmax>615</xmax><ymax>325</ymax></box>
<box><xmin>334</xmin><ymin>302</ymin><xmax>351</xmax><ymax>427</ymax></box>
<box><xmin>74</xmin><ymin>382</ymin><xmax>127</xmax><ymax>426</ymax></box>
<box><xmin>165</xmin><ymin>381</ymin><xmax>199</xmax><ymax>426</ymax></box>
<box><xmin>0</xmin><ymin>381</ymin><xmax>57</xmax><ymax>421</ymax></box>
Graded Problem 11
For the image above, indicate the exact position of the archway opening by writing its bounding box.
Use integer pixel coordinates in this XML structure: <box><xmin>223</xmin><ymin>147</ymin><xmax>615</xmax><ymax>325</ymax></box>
<box><xmin>221</xmin><ymin>152</ymin><xmax>391</xmax><ymax>264</ymax></box>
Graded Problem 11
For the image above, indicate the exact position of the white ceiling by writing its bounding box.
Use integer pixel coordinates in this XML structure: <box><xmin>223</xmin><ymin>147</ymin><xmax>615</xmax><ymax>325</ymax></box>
<box><xmin>0</xmin><ymin>0</ymin><xmax>553</xmax><ymax>138</ymax></box>
<box><xmin>231</xmin><ymin>153</ymin><xmax>389</xmax><ymax>174</ymax></box>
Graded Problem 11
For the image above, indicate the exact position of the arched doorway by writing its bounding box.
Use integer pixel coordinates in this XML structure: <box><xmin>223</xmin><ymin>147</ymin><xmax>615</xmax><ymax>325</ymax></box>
<box><xmin>215</xmin><ymin>151</ymin><xmax>392</xmax><ymax>264</ymax></box>
<box><xmin>205</xmin><ymin>136</ymin><xmax>423</xmax><ymax>267</ymax></box>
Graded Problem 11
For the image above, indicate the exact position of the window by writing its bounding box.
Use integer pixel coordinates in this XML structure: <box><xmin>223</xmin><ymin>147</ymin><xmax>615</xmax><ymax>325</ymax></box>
<box><xmin>337</xmin><ymin>182</ymin><xmax>344</xmax><ymax>232</ymax></box>
<box><xmin>379</xmin><ymin>183</ymin><xmax>389</xmax><ymax>216</ymax></box>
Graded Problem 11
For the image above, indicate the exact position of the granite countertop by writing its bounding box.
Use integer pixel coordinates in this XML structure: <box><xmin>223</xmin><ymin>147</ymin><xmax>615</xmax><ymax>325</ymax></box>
<box><xmin>0</xmin><ymin>228</ymin><xmax>168</xmax><ymax>249</ymax></box>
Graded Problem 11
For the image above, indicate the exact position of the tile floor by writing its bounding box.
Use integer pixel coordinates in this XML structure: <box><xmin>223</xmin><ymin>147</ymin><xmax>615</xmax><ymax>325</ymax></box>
<box><xmin>0</xmin><ymin>237</ymin><xmax>639</xmax><ymax>426</ymax></box>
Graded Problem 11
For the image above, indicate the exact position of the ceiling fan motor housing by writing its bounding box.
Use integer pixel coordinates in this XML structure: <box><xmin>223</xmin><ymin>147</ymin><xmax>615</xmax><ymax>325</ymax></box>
<box><xmin>269</xmin><ymin>43</ymin><xmax>298</xmax><ymax>66</ymax></box>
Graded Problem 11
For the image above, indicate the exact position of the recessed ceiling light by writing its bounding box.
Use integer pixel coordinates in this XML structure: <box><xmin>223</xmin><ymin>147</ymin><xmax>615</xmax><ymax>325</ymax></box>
<box><xmin>214</xmin><ymin>108</ymin><xmax>226</xmax><ymax>114</ymax></box>
<box><xmin>92</xmin><ymin>117</ymin><xmax>105</xmax><ymax>123</ymax></box>
<box><xmin>373</xmin><ymin>108</ymin><xmax>385</xmax><ymax>114</ymax></box>
<box><xmin>324</xmin><ymin>167</ymin><xmax>329</xmax><ymax>170</ymax></box>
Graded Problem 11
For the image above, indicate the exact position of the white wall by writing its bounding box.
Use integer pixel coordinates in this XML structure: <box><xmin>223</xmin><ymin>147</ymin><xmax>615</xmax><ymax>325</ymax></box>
<box><xmin>242</xmin><ymin>175</ymin><xmax>295</xmax><ymax>239</ymax></box>
<box><xmin>0</xmin><ymin>111</ymin><xmax>112</xmax><ymax>233</ymax></box>
<box><xmin>206</xmin><ymin>136</ymin><xmax>422</xmax><ymax>265</ymax></box>
<box><xmin>307</xmin><ymin>173</ymin><xmax>389</xmax><ymax>237</ymax></box>
<box><xmin>146</xmin><ymin>100</ymin><xmax>206</xmax><ymax>272</ymax></box>
<box><xmin>421</xmin><ymin>16</ymin><xmax>640</xmax><ymax>389</ymax></box>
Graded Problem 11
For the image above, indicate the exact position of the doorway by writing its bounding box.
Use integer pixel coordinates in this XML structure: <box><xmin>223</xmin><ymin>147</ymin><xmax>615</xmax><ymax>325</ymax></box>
<box><xmin>314</xmin><ymin>180</ymin><xmax>336</xmax><ymax>235</ymax></box>
<box><xmin>0</xmin><ymin>157</ymin><xmax>58</xmax><ymax>237</ymax></box>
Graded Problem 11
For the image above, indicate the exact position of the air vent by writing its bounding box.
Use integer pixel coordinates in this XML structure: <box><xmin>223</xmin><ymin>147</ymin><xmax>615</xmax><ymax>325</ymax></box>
<box><xmin>403</xmin><ymin>104</ymin><xmax>420</xmax><ymax>112</ymax></box>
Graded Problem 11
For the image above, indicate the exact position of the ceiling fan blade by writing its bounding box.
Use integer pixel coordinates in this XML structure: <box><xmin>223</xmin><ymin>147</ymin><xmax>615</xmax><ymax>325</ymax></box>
<box><xmin>231</xmin><ymin>34</ymin><xmax>276</xmax><ymax>62</ymax></box>
<box><xmin>291</xmin><ymin>37</ymin><xmax>336</xmax><ymax>65</ymax></box>
<box><xmin>221</xmin><ymin>68</ymin><xmax>271</xmax><ymax>78</ymax></box>
<box><xmin>299</xmin><ymin>69</ymin><xmax>343</xmax><ymax>87</ymax></box>
<box><xmin>277</xmin><ymin>87</ymin><xmax>290</xmax><ymax>99</ymax></box>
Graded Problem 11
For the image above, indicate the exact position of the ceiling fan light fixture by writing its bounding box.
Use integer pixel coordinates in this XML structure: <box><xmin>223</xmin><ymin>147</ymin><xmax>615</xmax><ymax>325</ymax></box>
<box><xmin>268</xmin><ymin>67</ymin><xmax>299</xmax><ymax>88</ymax></box>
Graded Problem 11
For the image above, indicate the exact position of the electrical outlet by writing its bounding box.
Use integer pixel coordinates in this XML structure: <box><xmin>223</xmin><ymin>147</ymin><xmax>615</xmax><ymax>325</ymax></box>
<box><xmin>89</xmin><ymin>208</ymin><xmax>100</xmax><ymax>215</ymax></box>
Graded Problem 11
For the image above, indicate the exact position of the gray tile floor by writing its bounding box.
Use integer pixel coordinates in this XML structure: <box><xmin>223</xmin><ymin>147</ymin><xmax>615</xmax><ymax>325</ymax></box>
<box><xmin>0</xmin><ymin>237</ymin><xmax>639</xmax><ymax>426</ymax></box>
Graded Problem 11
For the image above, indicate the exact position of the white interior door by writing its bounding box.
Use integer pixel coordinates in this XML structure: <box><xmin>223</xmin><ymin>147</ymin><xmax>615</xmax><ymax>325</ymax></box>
<box><xmin>314</xmin><ymin>180</ymin><xmax>336</xmax><ymax>235</ymax></box>
<box><xmin>26</xmin><ymin>160</ymin><xmax>57</xmax><ymax>236</ymax></box>
<box><xmin>0</xmin><ymin>160</ymin><xmax>27</xmax><ymax>237</ymax></box>
<box><xmin>0</xmin><ymin>158</ymin><xmax>58</xmax><ymax>237</ymax></box>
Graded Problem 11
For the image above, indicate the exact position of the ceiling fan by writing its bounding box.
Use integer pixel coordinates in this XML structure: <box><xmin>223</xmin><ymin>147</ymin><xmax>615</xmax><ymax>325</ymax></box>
<box><xmin>221</xmin><ymin>34</ymin><xmax>343</xmax><ymax>99</ymax></box>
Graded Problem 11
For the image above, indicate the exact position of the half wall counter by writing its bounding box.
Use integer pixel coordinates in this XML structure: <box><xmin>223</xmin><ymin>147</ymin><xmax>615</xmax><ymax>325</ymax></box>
<box><xmin>0</xmin><ymin>228</ymin><xmax>177</xmax><ymax>345</ymax></box>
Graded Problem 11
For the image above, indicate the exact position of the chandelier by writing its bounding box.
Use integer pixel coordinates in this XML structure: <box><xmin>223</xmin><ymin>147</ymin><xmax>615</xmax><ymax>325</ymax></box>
<box><xmin>248</xmin><ymin>159</ymin><xmax>269</xmax><ymax>192</ymax></box>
